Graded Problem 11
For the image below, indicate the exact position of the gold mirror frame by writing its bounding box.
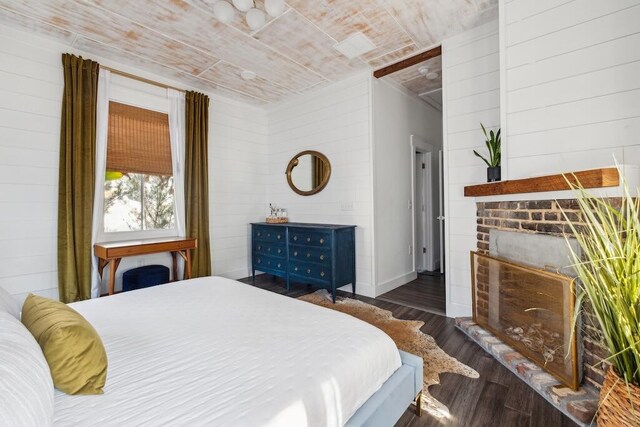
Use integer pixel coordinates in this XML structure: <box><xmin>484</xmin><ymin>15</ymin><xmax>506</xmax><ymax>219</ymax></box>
<box><xmin>285</xmin><ymin>150</ymin><xmax>331</xmax><ymax>196</ymax></box>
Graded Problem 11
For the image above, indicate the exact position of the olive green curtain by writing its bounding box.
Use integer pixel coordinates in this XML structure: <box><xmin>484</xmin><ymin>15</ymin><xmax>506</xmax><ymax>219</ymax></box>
<box><xmin>57</xmin><ymin>54</ymin><xmax>99</xmax><ymax>303</ymax></box>
<box><xmin>185</xmin><ymin>91</ymin><xmax>211</xmax><ymax>277</ymax></box>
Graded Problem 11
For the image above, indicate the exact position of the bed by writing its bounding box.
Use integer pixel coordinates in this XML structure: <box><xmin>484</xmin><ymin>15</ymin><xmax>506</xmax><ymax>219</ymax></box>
<box><xmin>47</xmin><ymin>277</ymin><xmax>422</xmax><ymax>426</ymax></box>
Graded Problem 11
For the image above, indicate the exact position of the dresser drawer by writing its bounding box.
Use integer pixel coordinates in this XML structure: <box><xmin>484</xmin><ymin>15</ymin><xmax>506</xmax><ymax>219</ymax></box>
<box><xmin>254</xmin><ymin>241</ymin><xmax>286</xmax><ymax>258</ymax></box>
<box><xmin>254</xmin><ymin>255</ymin><xmax>286</xmax><ymax>273</ymax></box>
<box><xmin>289</xmin><ymin>229</ymin><xmax>331</xmax><ymax>248</ymax></box>
<box><xmin>290</xmin><ymin>246</ymin><xmax>331</xmax><ymax>266</ymax></box>
<box><xmin>289</xmin><ymin>260</ymin><xmax>331</xmax><ymax>283</ymax></box>
<box><xmin>253</xmin><ymin>226</ymin><xmax>285</xmax><ymax>243</ymax></box>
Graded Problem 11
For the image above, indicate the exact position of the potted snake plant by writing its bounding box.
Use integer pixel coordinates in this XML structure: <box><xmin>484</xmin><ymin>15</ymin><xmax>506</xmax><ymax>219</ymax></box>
<box><xmin>562</xmin><ymin>179</ymin><xmax>640</xmax><ymax>426</ymax></box>
<box><xmin>473</xmin><ymin>124</ymin><xmax>501</xmax><ymax>182</ymax></box>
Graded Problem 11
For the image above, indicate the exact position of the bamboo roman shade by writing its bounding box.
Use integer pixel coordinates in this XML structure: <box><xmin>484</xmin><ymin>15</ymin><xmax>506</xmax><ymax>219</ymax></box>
<box><xmin>107</xmin><ymin>101</ymin><xmax>172</xmax><ymax>176</ymax></box>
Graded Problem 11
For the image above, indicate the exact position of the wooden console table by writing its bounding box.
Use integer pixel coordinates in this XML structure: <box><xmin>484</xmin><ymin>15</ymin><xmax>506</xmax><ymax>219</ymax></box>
<box><xmin>94</xmin><ymin>237</ymin><xmax>197</xmax><ymax>296</ymax></box>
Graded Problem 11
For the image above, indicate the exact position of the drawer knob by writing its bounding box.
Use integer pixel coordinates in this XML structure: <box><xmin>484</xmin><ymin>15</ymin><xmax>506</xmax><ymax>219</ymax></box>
<box><xmin>267</xmin><ymin>233</ymin><xmax>271</xmax><ymax>237</ymax></box>
<box><xmin>277</xmin><ymin>249</ymin><xmax>282</xmax><ymax>254</ymax></box>
<box><xmin>307</xmin><ymin>253</ymin><xmax>311</xmax><ymax>258</ymax></box>
<box><xmin>320</xmin><ymin>254</ymin><xmax>324</xmax><ymax>260</ymax></box>
<box><xmin>294</xmin><ymin>251</ymin><xmax>298</xmax><ymax>256</ymax></box>
<box><xmin>268</xmin><ymin>248</ymin><xmax>271</xmax><ymax>251</ymax></box>
<box><xmin>320</xmin><ymin>271</ymin><xmax>325</xmax><ymax>277</ymax></box>
<box><xmin>307</xmin><ymin>269</ymin><xmax>311</xmax><ymax>274</ymax></box>
<box><xmin>294</xmin><ymin>267</ymin><xmax>298</xmax><ymax>271</ymax></box>
<box><xmin>277</xmin><ymin>235</ymin><xmax>281</xmax><ymax>239</ymax></box>
<box><xmin>258</xmin><ymin>246</ymin><xmax>261</xmax><ymax>250</ymax></box>
<box><xmin>307</xmin><ymin>237</ymin><xmax>311</xmax><ymax>242</ymax></box>
<box><xmin>320</xmin><ymin>238</ymin><xmax>325</xmax><ymax>244</ymax></box>
<box><xmin>277</xmin><ymin>263</ymin><xmax>281</xmax><ymax>268</ymax></box>
<box><xmin>257</xmin><ymin>232</ymin><xmax>261</xmax><ymax>237</ymax></box>
<box><xmin>294</xmin><ymin>236</ymin><xmax>298</xmax><ymax>241</ymax></box>
<box><xmin>257</xmin><ymin>259</ymin><xmax>261</xmax><ymax>264</ymax></box>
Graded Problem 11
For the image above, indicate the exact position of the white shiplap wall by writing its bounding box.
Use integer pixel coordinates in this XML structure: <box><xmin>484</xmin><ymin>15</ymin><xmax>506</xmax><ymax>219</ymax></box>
<box><xmin>0</xmin><ymin>26</ymin><xmax>267</xmax><ymax>301</ymax></box>
<box><xmin>502</xmin><ymin>0</ymin><xmax>640</xmax><ymax>177</ymax></box>
<box><xmin>266</xmin><ymin>73</ymin><xmax>376</xmax><ymax>297</ymax></box>
<box><xmin>442</xmin><ymin>20</ymin><xmax>500</xmax><ymax>317</ymax></box>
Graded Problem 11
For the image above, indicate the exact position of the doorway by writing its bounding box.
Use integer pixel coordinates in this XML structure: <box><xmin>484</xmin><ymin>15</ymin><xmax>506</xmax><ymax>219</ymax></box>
<box><xmin>373</xmin><ymin>45</ymin><xmax>446</xmax><ymax>315</ymax></box>
<box><xmin>378</xmin><ymin>135</ymin><xmax>445</xmax><ymax>315</ymax></box>
<box><xmin>410</xmin><ymin>135</ymin><xmax>441</xmax><ymax>274</ymax></box>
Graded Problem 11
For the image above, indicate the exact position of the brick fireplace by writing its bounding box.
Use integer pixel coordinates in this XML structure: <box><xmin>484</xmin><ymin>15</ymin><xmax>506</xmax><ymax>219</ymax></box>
<box><xmin>475</xmin><ymin>199</ymin><xmax>614</xmax><ymax>390</ymax></box>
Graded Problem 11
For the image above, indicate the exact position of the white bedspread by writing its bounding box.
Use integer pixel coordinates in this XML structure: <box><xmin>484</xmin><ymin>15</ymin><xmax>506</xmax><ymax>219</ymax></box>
<box><xmin>54</xmin><ymin>277</ymin><xmax>401</xmax><ymax>427</ymax></box>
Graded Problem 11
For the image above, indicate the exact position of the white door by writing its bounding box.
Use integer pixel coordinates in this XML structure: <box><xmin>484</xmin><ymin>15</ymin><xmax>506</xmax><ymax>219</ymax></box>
<box><xmin>438</xmin><ymin>150</ymin><xmax>445</xmax><ymax>274</ymax></box>
<box><xmin>415</xmin><ymin>152</ymin><xmax>428</xmax><ymax>272</ymax></box>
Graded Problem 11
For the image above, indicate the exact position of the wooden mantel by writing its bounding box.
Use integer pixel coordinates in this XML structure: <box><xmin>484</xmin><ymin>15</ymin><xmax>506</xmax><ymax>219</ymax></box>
<box><xmin>464</xmin><ymin>168</ymin><xmax>620</xmax><ymax>197</ymax></box>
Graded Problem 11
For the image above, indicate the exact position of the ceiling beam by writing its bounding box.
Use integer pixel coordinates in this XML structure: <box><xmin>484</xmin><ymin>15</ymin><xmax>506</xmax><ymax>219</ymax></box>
<box><xmin>373</xmin><ymin>45</ymin><xmax>442</xmax><ymax>79</ymax></box>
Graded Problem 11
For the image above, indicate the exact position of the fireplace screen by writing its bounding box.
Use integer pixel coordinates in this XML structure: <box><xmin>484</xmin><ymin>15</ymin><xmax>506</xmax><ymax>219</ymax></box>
<box><xmin>471</xmin><ymin>252</ymin><xmax>580</xmax><ymax>389</ymax></box>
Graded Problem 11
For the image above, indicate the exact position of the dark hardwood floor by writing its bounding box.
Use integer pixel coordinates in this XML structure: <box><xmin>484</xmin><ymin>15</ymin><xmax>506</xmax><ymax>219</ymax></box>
<box><xmin>378</xmin><ymin>272</ymin><xmax>446</xmax><ymax>315</ymax></box>
<box><xmin>239</xmin><ymin>274</ymin><xmax>577</xmax><ymax>427</ymax></box>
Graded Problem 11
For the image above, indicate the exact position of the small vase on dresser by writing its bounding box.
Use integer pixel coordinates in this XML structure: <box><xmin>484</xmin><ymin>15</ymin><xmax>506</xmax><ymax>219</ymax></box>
<box><xmin>251</xmin><ymin>222</ymin><xmax>356</xmax><ymax>302</ymax></box>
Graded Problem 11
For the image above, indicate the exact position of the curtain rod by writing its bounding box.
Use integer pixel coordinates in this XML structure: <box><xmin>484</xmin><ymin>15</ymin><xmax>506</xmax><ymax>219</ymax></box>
<box><xmin>101</xmin><ymin>65</ymin><xmax>186</xmax><ymax>93</ymax></box>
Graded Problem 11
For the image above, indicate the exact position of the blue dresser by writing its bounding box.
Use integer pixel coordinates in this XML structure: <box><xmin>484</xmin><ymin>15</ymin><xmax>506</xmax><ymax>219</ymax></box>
<box><xmin>251</xmin><ymin>222</ymin><xmax>356</xmax><ymax>302</ymax></box>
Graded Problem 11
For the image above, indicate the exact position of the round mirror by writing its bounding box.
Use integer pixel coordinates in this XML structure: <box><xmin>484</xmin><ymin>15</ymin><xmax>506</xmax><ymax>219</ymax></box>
<box><xmin>286</xmin><ymin>150</ymin><xmax>331</xmax><ymax>196</ymax></box>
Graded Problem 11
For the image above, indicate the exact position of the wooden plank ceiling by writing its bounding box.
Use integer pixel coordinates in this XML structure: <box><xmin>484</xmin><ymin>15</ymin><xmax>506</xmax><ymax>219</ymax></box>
<box><xmin>383</xmin><ymin>54</ymin><xmax>443</xmax><ymax>109</ymax></box>
<box><xmin>0</xmin><ymin>0</ymin><xmax>496</xmax><ymax>105</ymax></box>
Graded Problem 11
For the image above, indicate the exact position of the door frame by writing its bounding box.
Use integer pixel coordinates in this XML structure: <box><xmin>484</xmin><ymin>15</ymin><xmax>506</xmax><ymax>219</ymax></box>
<box><xmin>410</xmin><ymin>135</ymin><xmax>437</xmax><ymax>273</ymax></box>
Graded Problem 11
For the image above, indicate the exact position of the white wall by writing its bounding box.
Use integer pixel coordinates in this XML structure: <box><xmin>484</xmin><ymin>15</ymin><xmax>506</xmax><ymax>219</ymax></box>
<box><xmin>0</xmin><ymin>26</ymin><xmax>267</xmax><ymax>301</ymax></box>
<box><xmin>371</xmin><ymin>79</ymin><xmax>443</xmax><ymax>295</ymax></box>
<box><xmin>442</xmin><ymin>20</ymin><xmax>501</xmax><ymax>317</ymax></box>
<box><xmin>266</xmin><ymin>73</ymin><xmax>376</xmax><ymax>297</ymax></box>
<box><xmin>501</xmin><ymin>0</ymin><xmax>640</xmax><ymax>177</ymax></box>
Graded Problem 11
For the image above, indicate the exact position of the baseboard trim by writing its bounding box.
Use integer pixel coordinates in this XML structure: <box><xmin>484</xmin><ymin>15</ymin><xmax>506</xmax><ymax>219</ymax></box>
<box><xmin>374</xmin><ymin>271</ymin><xmax>418</xmax><ymax>297</ymax></box>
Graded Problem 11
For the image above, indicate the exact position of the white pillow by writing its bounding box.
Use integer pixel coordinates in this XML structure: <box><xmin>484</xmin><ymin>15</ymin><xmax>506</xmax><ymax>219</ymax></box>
<box><xmin>0</xmin><ymin>311</ymin><xmax>54</xmax><ymax>427</ymax></box>
<box><xmin>0</xmin><ymin>286</ymin><xmax>20</xmax><ymax>319</ymax></box>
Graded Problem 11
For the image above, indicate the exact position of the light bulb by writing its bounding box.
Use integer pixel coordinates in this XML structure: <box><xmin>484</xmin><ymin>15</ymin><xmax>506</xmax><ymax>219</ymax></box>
<box><xmin>246</xmin><ymin>8</ymin><xmax>266</xmax><ymax>31</ymax></box>
<box><xmin>232</xmin><ymin>0</ymin><xmax>254</xmax><ymax>12</ymax></box>
<box><xmin>213</xmin><ymin>1</ymin><xmax>235</xmax><ymax>23</ymax></box>
<box><xmin>264</xmin><ymin>0</ymin><xmax>285</xmax><ymax>17</ymax></box>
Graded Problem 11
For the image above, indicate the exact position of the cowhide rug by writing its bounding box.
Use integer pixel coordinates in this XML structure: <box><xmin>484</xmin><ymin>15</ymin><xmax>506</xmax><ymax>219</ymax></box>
<box><xmin>298</xmin><ymin>289</ymin><xmax>479</xmax><ymax>418</ymax></box>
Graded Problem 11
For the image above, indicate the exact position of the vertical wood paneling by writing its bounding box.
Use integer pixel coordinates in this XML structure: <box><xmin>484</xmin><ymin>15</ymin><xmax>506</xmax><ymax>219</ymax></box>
<box><xmin>442</xmin><ymin>20</ymin><xmax>500</xmax><ymax>317</ymax></box>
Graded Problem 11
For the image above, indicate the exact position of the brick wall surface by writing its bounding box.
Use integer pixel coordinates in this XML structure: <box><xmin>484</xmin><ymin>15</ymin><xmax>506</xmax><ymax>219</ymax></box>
<box><xmin>475</xmin><ymin>199</ymin><xmax>616</xmax><ymax>389</ymax></box>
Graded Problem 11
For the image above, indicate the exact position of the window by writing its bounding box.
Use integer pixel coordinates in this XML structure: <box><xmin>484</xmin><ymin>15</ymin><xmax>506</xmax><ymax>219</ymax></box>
<box><xmin>103</xmin><ymin>101</ymin><xmax>175</xmax><ymax>233</ymax></box>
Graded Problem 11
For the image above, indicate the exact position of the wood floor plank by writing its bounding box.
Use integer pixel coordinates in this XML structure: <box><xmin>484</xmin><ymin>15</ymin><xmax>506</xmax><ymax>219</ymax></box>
<box><xmin>378</xmin><ymin>273</ymin><xmax>446</xmax><ymax>314</ymax></box>
<box><xmin>499</xmin><ymin>407</ymin><xmax>532</xmax><ymax>426</ymax></box>
<box><xmin>240</xmin><ymin>274</ymin><xmax>577</xmax><ymax>426</ymax></box>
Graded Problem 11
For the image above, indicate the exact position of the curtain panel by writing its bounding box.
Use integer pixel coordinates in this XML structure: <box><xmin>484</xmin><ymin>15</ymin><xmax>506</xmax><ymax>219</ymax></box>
<box><xmin>184</xmin><ymin>91</ymin><xmax>211</xmax><ymax>277</ymax></box>
<box><xmin>58</xmin><ymin>54</ymin><xmax>99</xmax><ymax>303</ymax></box>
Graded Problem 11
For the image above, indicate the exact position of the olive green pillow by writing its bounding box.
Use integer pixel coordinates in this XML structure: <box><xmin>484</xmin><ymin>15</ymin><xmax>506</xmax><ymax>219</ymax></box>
<box><xmin>21</xmin><ymin>294</ymin><xmax>107</xmax><ymax>395</ymax></box>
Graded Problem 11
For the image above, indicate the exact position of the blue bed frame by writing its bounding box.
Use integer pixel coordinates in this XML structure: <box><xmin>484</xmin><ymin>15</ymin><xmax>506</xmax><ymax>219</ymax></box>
<box><xmin>345</xmin><ymin>350</ymin><xmax>423</xmax><ymax>427</ymax></box>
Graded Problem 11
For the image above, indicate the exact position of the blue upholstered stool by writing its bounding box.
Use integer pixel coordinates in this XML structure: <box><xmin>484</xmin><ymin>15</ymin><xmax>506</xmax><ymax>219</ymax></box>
<box><xmin>122</xmin><ymin>265</ymin><xmax>170</xmax><ymax>292</ymax></box>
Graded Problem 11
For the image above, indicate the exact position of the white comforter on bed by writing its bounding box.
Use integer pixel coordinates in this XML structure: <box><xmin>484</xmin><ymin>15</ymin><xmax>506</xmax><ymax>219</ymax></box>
<box><xmin>54</xmin><ymin>277</ymin><xmax>401</xmax><ymax>427</ymax></box>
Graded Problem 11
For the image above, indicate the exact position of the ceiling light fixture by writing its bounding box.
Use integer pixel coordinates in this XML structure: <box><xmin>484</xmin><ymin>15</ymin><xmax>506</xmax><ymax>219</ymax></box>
<box><xmin>264</xmin><ymin>0</ymin><xmax>285</xmax><ymax>17</ymax></box>
<box><xmin>240</xmin><ymin>70</ymin><xmax>257</xmax><ymax>80</ymax></box>
<box><xmin>213</xmin><ymin>0</ymin><xmax>269</xmax><ymax>31</ymax></box>
<box><xmin>245</xmin><ymin>7</ymin><xmax>266</xmax><ymax>31</ymax></box>
<box><xmin>213</xmin><ymin>1</ymin><xmax>235</xmax><ymax>23</ymax></box>
<box><xmin>232</xmin><ymin>0</ymin><xmax>254</xmax><ymax>12</ymax></box>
